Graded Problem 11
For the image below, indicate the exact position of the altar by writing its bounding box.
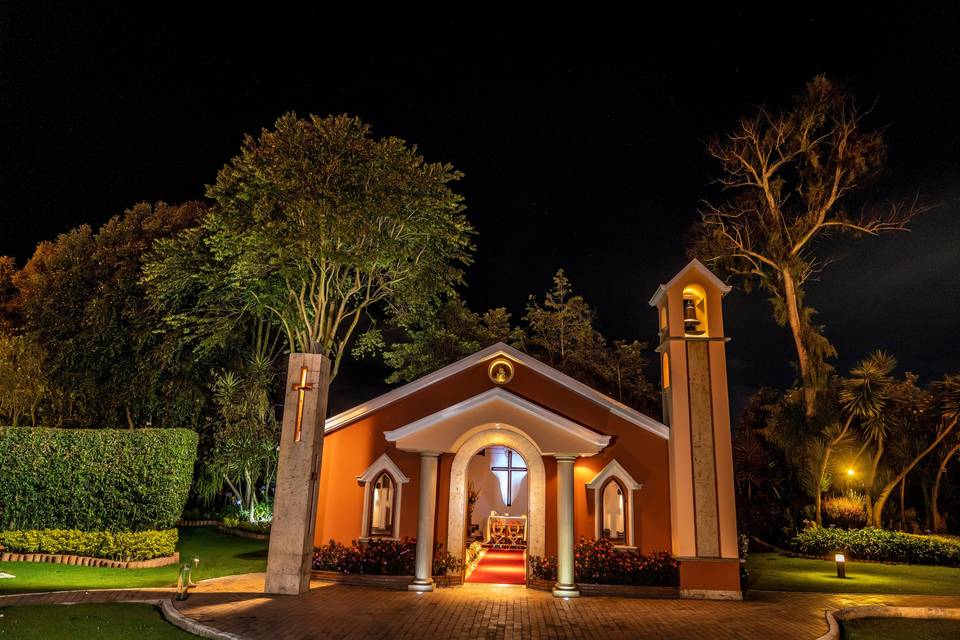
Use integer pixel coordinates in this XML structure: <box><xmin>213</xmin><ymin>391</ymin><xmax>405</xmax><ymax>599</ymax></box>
<box><xmin>484</xmin><ymin>512</ymin><xmax>527</xmax><ymax>549</ymax></box>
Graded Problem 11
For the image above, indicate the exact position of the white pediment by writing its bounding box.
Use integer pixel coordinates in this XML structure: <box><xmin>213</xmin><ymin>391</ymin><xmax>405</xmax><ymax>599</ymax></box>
<box><xmin>357</xmin><ymin>453</ymin><xmax>410</xmax><ymax>484</ymax></box>
<box><xmin>383</xmin><ymin>387</ymin><xmax>611</xmax><ymax>456</ymax></box>
<box><xmin>585</xmin><ymin>458</ymin><xmax>642</xmax><ymax>491</ymax></box>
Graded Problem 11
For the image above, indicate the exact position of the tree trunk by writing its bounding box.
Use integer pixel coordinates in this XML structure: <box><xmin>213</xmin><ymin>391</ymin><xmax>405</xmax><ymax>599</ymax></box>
<box><xmin>932</xmin><ymin>440</ymin><xmax>960</xmax><ymax>533</ymax></box>
<box><xmin>898</xmin><ymin>478</ymin><xmax>906</xmax><ymax>531</ymax></box>
<box><xmin>871</xmin><ymin>420</ymin><xmax>958</xmax><ymax>528</ymax></box>
<box><xmin>814</xmin><ymin>446</ymin><xmax>833</xmax><ymax>527</ymax></box>
<box><xmin>921</xmin><ymin>480</ymin><xmax>932</xmax><ymax>531</ymax></box>
<box><xmin>781</xmin><ymin>269</ymin><xmax>816</xmax><ymax>420</ymax></box>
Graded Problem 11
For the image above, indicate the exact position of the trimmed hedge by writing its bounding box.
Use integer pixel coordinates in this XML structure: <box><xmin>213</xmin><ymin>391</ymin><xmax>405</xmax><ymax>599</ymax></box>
<box><xmin>790</xmin><ymin>527</ymin><xmax>960</xmax><ymax>566</ymax></box>
<box><xmin>0</xmin><ymin>427</ymin><xmax>198</xmax><ymax>531</ymax></box>
<box><xmin>0</xmin><ymin>528</ymin><xmax>177</xmax><ymax>561</ymax></box>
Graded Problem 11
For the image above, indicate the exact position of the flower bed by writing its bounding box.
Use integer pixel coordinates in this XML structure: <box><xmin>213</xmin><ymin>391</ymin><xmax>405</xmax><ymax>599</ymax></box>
<box><xmin>790</xmin><ymin>527</ymin><xmax>960</xmax><ymax>566</ymax></box>
<box><xmin>529</xmin><ymin>538</ymin><xmax>679</xmax><ymax>586</ymax></box>
<box><xmin>312</xmin><ymin>538</ymin><xmax>461</xmax><ymax>576</ymax></box>
<box><xmin>0</xmin><ymin>528</ymin><xmax>178</xmax><ymax>561</ymax></box>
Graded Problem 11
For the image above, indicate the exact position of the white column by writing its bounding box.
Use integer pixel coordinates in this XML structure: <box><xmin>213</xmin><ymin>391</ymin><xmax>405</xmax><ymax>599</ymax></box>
<box><xmin>552</xmin><ymin>454</ymin><xmax>580</xmax><ymax>597</ymax></box>
<box><xmin>409</xmin><ymin>452</ymin><xmax>440</xmax><ymax>592</ymax></box>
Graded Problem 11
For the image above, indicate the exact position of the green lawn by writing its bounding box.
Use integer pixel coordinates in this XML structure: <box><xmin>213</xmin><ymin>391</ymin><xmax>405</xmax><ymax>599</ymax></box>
<box><xmin>0</xmin><ymin>527</ymin><xmax>267</xmax><ymax>594</ymax></box>
<box><xmin>0</xmin><ymin>603</ymin><xmax>195</xmax><ymax>639</ymax></box>
<box><xmin>748</xmin><ymin>552</ymin><xmax>960</xmax><ymax>595</ymax></box>
<box><xmin>843</xmin><ymin>617</ymin><xmax>960</xmax><ymax>639</ymax></box>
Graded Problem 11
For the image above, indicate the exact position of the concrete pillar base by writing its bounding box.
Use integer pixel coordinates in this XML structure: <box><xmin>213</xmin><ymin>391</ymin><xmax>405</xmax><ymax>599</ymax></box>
<box><xmin>552</xmin><ymin>583</ymin><xmax>580</xmax><ymax>598</ymax></box>
<box><xmin>407</xmin><ymin>578</ymin><xmax>436</xmax><ymax>593</ymax></box>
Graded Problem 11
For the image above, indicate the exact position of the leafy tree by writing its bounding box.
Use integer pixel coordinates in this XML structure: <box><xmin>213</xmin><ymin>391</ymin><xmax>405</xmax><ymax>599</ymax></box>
<box><xmin>691</xmin><ymin>76</ymin><xmax>922</xmax><ymax>420</ymax></box>
<box><xmin>381</xmin><ymin>292</ymin><xmax>519</xmax><ymax>383</ymax></box>
<box><xmin>0</xmin><ymin>333</ymin><xmax>49</xmax><ymax>426</ymax></box>
<box><xmin>521</xmin><ymin>270</ymin><xmax>658</xmax><ymax>415</ymax></box>
<box><xmin>733</xmin><ymin>389</ymin><xmax>792</xmax><ymax>539</ymax></box>
<box><xmin>383</xmin><ymin>269</ymin><xmax>659</xmax><ymax>416</ymax></box>
<box><xmin>147</xmin><ymin>113</ymin><xmax>474</xmax><ymax>378</ymax></box>
<box><xmin>0</xmin><ymin>256</ymin><xmax>18</xmax><ymax>334</ymax></box>
<box><xmin>198</xmin><ymin>349</ymin><xmax>280</xmax><ymax>521</ymax></box>
<box><xmin>13</xmin><ymin>202</ymin><xmax>206</xmax><ymax>427</ymax></box>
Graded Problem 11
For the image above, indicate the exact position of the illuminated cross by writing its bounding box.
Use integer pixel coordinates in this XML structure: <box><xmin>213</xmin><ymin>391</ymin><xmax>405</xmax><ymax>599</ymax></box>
<box><xmin>291</xmin><ymin>366</ymin><xmax>313</xmax><ymax>442</ymax></box>
<box><xmin>491</xmin><ymin>448</ymin><xmax>527</xmax><ymax>506</ymax></box>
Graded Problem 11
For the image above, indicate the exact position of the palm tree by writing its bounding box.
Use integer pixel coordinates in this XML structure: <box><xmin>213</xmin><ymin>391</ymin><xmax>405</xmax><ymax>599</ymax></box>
<box><xmin>812</xmin><ymin>352</ymin><xmax>895</xmax><ymax>526</ymax></box>
<box><xmin>931</xmin><ymin>431</ymin><xmax>960</xmax><ymax>533</ymax></box>
<box><xmin>928</xmin><ymin>376</ymin><xmax>960</xmax><ymax>532</ymax></box>
<box><xmin>869</xmin><ymin>374</ymin><xmax>960</xmax><ymax>528</ymax></box>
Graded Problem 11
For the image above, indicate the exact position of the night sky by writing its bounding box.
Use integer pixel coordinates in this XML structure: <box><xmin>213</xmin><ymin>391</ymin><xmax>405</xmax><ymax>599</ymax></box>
<box><xmin>2</xmin><ymin>7</ymin><xmax>959</xmax><ymax>417</ymax></box>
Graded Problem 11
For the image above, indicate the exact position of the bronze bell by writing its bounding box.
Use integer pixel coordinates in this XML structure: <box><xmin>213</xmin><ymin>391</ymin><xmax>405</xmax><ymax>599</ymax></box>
<box><xmin>683</xmin><ymin>298</ymin><xmax>702</xmax><ymax>333</ymax></box>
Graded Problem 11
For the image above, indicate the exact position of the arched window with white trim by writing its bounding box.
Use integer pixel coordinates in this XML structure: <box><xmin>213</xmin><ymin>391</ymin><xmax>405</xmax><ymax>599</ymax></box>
<box><xmin>586</xmin><ymin>459</ymin><xmax>642</xmax><ymax>548</ymax></box>
<box><xmin>369</xmin><ymin>472</ymin><xmax>396</xmax><ymax>536</ymax></box>
<box><xmin>600</xmin><ymin>478</ymin><xmax>627</xmax><ymax>544</ymax></box>
<box><xmin>357</xmin><ymin>453</ymin><xmax>410</xmax><ymax>539</ymax></box>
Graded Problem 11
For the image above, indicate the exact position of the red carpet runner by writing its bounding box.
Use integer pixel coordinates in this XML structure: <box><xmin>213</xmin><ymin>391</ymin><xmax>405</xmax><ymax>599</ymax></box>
<box><xmin>465</xmin><ymin>550</ymin><xmax>526</xmax><ymax>585</ymax></box>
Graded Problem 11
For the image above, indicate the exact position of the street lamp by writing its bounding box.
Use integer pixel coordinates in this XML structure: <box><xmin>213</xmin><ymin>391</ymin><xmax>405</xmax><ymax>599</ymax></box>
<box><xmin>835</xmin><ymin>553</ymin><xmax>846</xmax><ymax>579</ymax></box>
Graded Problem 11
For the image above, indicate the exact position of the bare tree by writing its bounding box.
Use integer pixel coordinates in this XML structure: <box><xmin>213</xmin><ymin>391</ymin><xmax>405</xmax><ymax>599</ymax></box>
<box><xmin>691</xmin><ymin>76</ymin><xmax>922</xmax><ymax>420</ymax></box>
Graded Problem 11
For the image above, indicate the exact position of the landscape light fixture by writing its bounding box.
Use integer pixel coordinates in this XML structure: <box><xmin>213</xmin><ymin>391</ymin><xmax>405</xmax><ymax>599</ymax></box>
<box><xmin>835</xmin><ymin>553</ymin><xmax>846</xmax><ymax>579</ymax></box>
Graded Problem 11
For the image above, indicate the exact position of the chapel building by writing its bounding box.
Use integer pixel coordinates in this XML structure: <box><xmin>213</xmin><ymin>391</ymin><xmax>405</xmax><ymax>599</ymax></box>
<box><xmin>310</xmin><ymin>260</ymin><xmax>741</xmax><ymax>598</ymax></box>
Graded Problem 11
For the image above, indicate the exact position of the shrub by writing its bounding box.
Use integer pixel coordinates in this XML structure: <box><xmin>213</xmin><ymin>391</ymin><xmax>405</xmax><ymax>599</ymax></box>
<box><xmin>222</xmin><ymin>517</ymin><xmax>271</xmax><ymax>534</ymax></box>
<box><xmin>312</xmin><ymin>538</ymin><xmax>459</xmax><ymax>576</ymax></box>
<box><xmin>530</xmin><ymin>538</ymin><xmax>679</xmax><ymax>586</ymax></box>
<box><xmin>0</xmin><ymin>528</ymin><xmax>177</xmax><ymax>561</ymax></box>
<box><xmin>824</xmin><ymin>494</ymin><xmax>867</xmax><ymax>529</ymax></box>
<box><xmin>0</xmin><ymin>427</ymin><xmax>197</xmax><ymax>531</ymax></box>
<box><xmin>790</xmin><ymin>527</ymin><xmax>960</xmax><ymax>566</ymax></box>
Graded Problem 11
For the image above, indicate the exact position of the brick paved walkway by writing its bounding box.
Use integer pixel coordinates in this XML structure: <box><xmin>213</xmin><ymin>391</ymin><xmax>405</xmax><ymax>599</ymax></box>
<box><xmin>171</xmin><ymin>573</ymin><xmax>960</xmax><ymax>640</ymax></box>
<box><xmin>2</xmin><ymin>574</ymin><xmax>959</xmax><ymax>639</ymax></box>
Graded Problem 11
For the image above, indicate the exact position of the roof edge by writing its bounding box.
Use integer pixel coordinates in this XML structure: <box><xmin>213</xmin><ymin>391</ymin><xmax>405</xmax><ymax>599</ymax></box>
<box><xmin>648</xmin><ymin>258</ymin><xmax>732</xmax><ymax>307</ymax></box>
<box><xmin>325</xmin><ymin>342</ymin><xmax>669</xmax><ymax>440</ymax></box>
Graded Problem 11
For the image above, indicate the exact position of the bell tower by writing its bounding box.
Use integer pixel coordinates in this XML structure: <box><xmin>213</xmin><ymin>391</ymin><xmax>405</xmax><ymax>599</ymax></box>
<box><xmin>649</xmin><ymin>259</ymin><xmax>740</xmax><ymax>599</ymax></box>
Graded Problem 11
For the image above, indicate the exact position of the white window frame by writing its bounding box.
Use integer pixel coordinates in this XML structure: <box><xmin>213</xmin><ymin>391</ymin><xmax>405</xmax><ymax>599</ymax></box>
<box><xmin>585</xmin><ymin>459</ymin><xmax>642</xmax><ymax>548</ymax></box>
<box><xmin>357</xmin><ymin>453</ymin><xmax>410</xmax><ymax>540</ymax></box>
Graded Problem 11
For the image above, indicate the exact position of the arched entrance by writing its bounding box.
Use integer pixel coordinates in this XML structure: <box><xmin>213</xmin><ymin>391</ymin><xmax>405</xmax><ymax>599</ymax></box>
<box><xmin>447</xmin><ymin>428</ymin><xmax>546</xmax><ymax>561</ymax></box>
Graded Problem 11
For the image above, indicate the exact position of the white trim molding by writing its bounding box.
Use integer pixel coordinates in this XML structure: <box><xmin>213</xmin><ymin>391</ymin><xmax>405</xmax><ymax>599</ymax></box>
<box><xmin>648</xmin><ymin>258</ymin><xmax>732</xmax><ymax>308</ymax></box>
<box><xmin>357</xmin><ymin>453</ymin><xmax>410</xmax><ymax>540</ymax></box>
<box><xmin>447</xmin><ymin>429</ymin><xmax>546</xmax><ymax>560</ymax></box>
<box><xmin>383</xmin><ymin>387</ymin><xmax>611</xmax><ymax>454</ymax></box>
<box><xmin>324</xmin><ymin>342</ymin><xmax>669</xmax><ymax>441</ymax></box>
<box><xmin>586</xmin><ymin>459</ymin><xmax>643</xmax><ymax>548</ymax></box>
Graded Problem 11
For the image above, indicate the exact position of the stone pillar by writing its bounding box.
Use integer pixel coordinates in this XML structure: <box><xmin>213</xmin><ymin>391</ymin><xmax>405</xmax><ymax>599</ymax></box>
<box><xmin>264</xmin><ymin>353</ymin><xmax>330</xmax><ymax>595</ymax></box>
<box><xmin>409</xmin><ymin>452</ymin><xmax>440</xmax><ymax>592</ymax></box>
<box><xmin>552</xmin><ymin>454</ymin><xmax>580</xmax><ymax>598</ymax></box>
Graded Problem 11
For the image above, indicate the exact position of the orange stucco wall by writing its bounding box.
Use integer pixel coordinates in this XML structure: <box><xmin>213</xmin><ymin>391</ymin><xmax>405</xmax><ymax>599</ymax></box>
<box><xmin>313</xmin><ymin>358</ymin><xmax>673</xmax><ymax>559</ymax></box>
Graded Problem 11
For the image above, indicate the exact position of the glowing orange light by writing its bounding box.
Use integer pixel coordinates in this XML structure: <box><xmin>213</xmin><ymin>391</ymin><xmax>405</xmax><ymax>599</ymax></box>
<box><xmin>847</xmin><ymin>468</ymin><xmax>856</xmax><ymax>477</ymax></box>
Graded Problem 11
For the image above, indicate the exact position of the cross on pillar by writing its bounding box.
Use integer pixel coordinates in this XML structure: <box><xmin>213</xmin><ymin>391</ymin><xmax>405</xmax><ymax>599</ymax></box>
<box><xmin>291</xmin><ymin>366</ymin><xmax>313</xmax><ymax>442</ymax></box>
